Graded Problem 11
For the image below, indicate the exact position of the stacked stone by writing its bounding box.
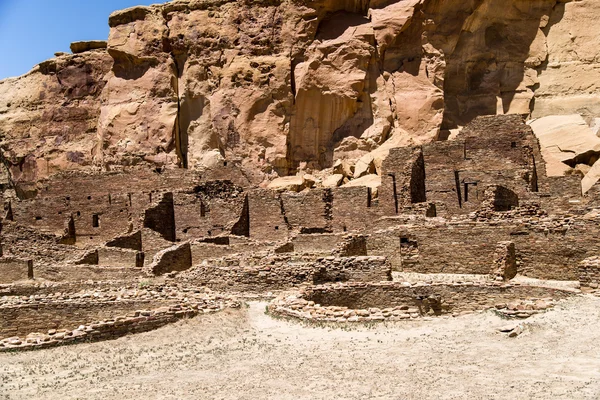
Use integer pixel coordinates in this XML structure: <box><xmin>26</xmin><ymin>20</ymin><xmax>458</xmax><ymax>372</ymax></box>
<box><xmin>269</xmin><ymin>281</ymin><xmax>574</xmax><ymax>324</ymax></box>
<box><xmin>0</xmin><ymin>284</ymin><xmax>225</xmax><ymax>307</ymax></box>
<box><xmin>579</xmin><ymin>256</ymin><xmax>600</xmax><ymax>289</ymax></box>
<box><xmin>181</xmin><ymin>262</ymin><xmax>317</xmax><ymax>291</ymax></box>
<box><xmin>473</xmin><ymin>201</ymin><xmax>545</xmax><ymax>221</ymax></box>
<box><xmin>311</xmin><ymin>256</ymin><xmax>392</xmax><ymax>284</ymax></box>
<box><xmin>331</xmin><ymin>234</ymin><xmax>368</xmax><ymax>257</ymax></box>
<box><xmin>270</xmin><ymin>297</ymin><xmax>428</xmax><ymax>323</ymax></box>
<box><xmin>181</xmin><ymin>255</ymin><xmax>392</xmax><ymax>291</ymax></box>
<box><xmin>493</xmin><ymin>299</ymin><xmax>555</xmax><ymax>319</ymax></box>
<box><xmin>0</xmin><ymin>299</ymin><xmax>239</xmax><ymax>352</ymax></box>
<box><xmin>492</xmin><ymin>241</ymin><xmax>517</xmax><ymax>281</ymax></box>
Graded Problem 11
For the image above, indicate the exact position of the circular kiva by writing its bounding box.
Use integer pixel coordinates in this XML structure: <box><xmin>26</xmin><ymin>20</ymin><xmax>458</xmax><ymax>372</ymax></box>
<box><xmin>268</xmin><ymin>282</ymin><xmax>576</xmax><ymax>323</ymax></box>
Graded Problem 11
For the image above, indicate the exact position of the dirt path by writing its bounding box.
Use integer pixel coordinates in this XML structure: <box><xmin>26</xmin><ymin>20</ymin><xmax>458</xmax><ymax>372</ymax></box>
<box><xmin>1</xmin><ymin>296</ymin><xmax>600</xmax><ymax>399</ymax></box>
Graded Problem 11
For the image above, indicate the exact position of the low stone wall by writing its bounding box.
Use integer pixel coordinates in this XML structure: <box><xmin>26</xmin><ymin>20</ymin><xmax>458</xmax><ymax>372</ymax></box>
<box><xmin>579</xmin><ymin>257</ymin><xmax>600</xmax><ymax>289</ymax></box>
<box><xmin>292</xmin><ymin>233</ymin><xmax>345</xmax><ymax>254</ymax></box>
<box><xmin>36</xmin><ymin>265</ymin><xmax>143</xmax><ymax>282</ymax></box>
<box><xmin>181</xmin><ymin>255</ymin><xmax>392</xmax><ymax>291</ymax></box>
<box><xmin>312</xmin><ymin>256</ymin><xmax>391</xmax><ymax>284</ymax></box>
<box><xmin>190</xmin><ymin>241</ymin><xmax>274</xmax><ymax>266</ymax></box>
<box><xmin>0</xmin><ymin>280</ymin><xmax>146</xmax><ymax>298</ymax></box>
<box><xmin>269</xmin><ymin>282</ymin><xmax>575</xmax><ymax>323</ymax></box>
<box><xmin>367</xmin><ymin>217</ymin><xmax>587</xmax><ymax>281</ymax></box>
<box><xmin>98</xmin><ymin>247</ymin><xmax>140</xmax><ymax>268</ymax></box>
<box><xmin>148</xmin><ymin>241</ymin><xmax>192</xmax><ymax>275</ymax></box>
<box><xmin>0</xmin><ymin>258</ymin><xmax>33</xmax><ymax>284</ymax></box>
<box><xmin>332</xmin><ymin>235</ymin><xmax>368</xmax><ymax>257</ymax></box>
<box><xmin>182</xmin><ymin>263</ymin><xmax>315</xmax><ymax>291</ymax></box>
<box><xmin>0</xmin><ymin>284</ymin><xmax>229</xmax><ymax>338</ymax></box>
<box><xmin>0</xmin><ymin>297</ymin><xmax>239</xmax><ymax>352</ymax></box>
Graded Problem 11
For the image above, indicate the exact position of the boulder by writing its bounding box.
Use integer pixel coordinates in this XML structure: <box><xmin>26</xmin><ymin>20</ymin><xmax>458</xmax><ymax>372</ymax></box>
<box><xmin>342</xmin><ymin>174</ymin><xmax>381</xmax><ymax>197</ymax></box>
<box><xmin>582</xmin><ymin>162</ymin><xmax>600</xmax><ymax>194</ymax></box>
<box><xmin>70</xmin><ymin>41</ymin><xmax>108</xmax><ymax>54</ymax></box>
<box><xmin>268</xmin><ymin>175</ymin><xmax>314</xmax><ymax>192</ymax></box>
<box><xmin>322</xmin><ymin>174</ymin><xmax>344</xmax><ymax>188</ymax></box>
<box><xmin>529</xmin><ymin>115</ymin><xmax>600</xmax><ymax>175</ymax></box>
<box><xmin>353</xmin><ymin>153</ymin><xmax>376</xmax><ymax>179</ymax></box>
<box><xmin>333</xmin><ymin>159</ymin><xmax>355</xmax><ymax>178</ymax></box>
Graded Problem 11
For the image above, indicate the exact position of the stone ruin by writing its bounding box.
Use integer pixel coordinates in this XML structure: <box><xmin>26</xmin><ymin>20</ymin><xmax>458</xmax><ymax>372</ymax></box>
<box><xmin>0</xmin><ymin>114</ymin><xmax>598</xmax><ymax>350</ymax></box>
<box><xmin>1</xmin><ymin>0</ymin><xmax>600</xmax><ymax>350</ymax></box>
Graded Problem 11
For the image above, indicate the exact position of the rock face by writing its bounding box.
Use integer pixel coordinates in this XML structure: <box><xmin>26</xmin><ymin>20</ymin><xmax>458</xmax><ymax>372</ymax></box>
<box><xmin>0</xmin><ymin>50</ymin><xmax>112</xmax><ymax>196</ymax></box>
<box><xmin>1</xmin><ymin>0</ymin><xmax>599</xmax><ymax>191</ymax></box>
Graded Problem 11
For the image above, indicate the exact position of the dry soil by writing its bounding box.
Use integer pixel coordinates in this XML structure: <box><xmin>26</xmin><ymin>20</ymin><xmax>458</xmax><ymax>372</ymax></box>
<box><xmin>1</xmin><ymin>295</ymin><xmax>600</xmax><ymax>399</ymax></box>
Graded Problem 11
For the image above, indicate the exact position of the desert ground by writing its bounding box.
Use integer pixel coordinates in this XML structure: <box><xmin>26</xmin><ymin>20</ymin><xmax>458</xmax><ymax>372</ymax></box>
<box><xmin>1</xmin><ymin>294</ymin><xmax>599</xmax><ymax>400</ymax></box>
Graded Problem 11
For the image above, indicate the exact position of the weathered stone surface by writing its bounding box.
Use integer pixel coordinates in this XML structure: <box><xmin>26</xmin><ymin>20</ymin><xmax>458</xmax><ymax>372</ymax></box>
<box><xmin>2</xmin><ymin>0</ymin><xmax>598</xmax><ymax>188</ymax></box>
<box><xmin>530</xmin><ymin>115</ymin><xmax>600</xmax><ymax>164</ymax></box>
<box><xmin>148</xmin><ymin>241</ymin><xmax>192</xmax><ymax>276</ymax></box>
<box><xmin>70</xmin><ymin>41</ymin><xmax>108</xmax><ymax>54</ymax></box>
<box><xmin>0</xmin><ymin>51</ymin><xmax>112</xmax><ymax>193</ymax></box>
<box><xmin>530</xmin><ymin>114</ymin><xmax>600</xmax><ymax>191</ymax></box>
<box><xmin>342</xmin><ymin>174</ymin><xmax>381</xmax><ymax>192</ymax></box>
<box><xmin>322</xmin><ymin>174</ymin><xmax>344</xmax><ymax>188</ymax></box>
<box><xmin>73</xmin><ymin>250</ymin><xmax>99</xmax><ymax>266</ymax></box>
<box><xmin>267</xmin><ymin>175</ymin><xmax>313</xmax><ymax>192</ymax></box>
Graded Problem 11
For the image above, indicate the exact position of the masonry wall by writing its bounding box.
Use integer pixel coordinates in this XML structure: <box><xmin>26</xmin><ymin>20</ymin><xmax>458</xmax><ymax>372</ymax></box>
<box><xmin>282</xmin><ymin>189</ymin><xmax>331</xmax><ymax>233</ymax></box>
<box><xmin>539</xmin><ymin>176</ymin><xmax>582</xmax><ymax>214</ymax></box>
<box><xmin>98</xmin><ymin>248</ymin><xmax>140</xmax><ymax>268</ymax></box>
<box><xmin>0</xmin><ymin>258</ymin><xmax>32</xmax><ymax>284</ymax></box>
<box><xmin>311</xmin><ymin>256</ymin><xmax>391</xmax><ymax>284</ymax></box>
<box><xmin>292</xmin><ymin>233</ymin><xmax>345</xmax><ymax>254</ymax></box>
<box><xmin>0</xmin><ymin>299</ymin><xmax>176</xmax><ymax>338</ymax></box>
<box><xmin>366</xmin><ymin>219</ymin><xmax>588</xmax><ymax>280</ymax></box>
<box><xmin>36</xmin><ymin>265</ymin><xmax>142</xmax><ymax>282</ymax></box>
<box><xmin>331</xmin><ymin>186</ymin><xmax>379</xmax><ymax>232</ymax></box>
<box><xmin>512</xmin><ymin>222</ymin><xmax>597</xmax><ymax>281</ymax></box>
<box><xmin>303</xmin><ymin>283</ymin><xmax>573</xmax><ymax>314</ymax></box>
<box><xmin>247</xmin><ymin>189</ymin><xmax>288</xmax><ymax>241</ymax></box>
<box><xmin>420</xmin><ymin>115</ymin><xmax>543</xmax><ymax>217</ymax></box>
<box><xmin>181</xmin><ymin>255</ymin><xmax>391</xmax><ymax>291</ymax></box>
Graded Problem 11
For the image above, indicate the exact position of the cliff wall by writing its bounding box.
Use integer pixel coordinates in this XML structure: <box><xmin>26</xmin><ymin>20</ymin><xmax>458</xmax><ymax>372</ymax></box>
<box><xmin>0</xmin><ymin>0</ymin><xmax>596</xmax><ymax>191</ymax></box>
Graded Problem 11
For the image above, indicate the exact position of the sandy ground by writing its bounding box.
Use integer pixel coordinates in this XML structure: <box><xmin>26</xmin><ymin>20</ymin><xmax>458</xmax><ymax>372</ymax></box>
<box><xmin>1</xmin><ymin>295</ymin><xmax>600</xmax><ymax>400</ymax></box>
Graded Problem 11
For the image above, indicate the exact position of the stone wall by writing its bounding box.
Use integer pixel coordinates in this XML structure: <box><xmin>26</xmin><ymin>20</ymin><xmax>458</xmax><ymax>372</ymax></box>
<box><xmin>366</xmin><ymin>217</ymin><xmax>588</xmax><ymax>280</ymax></box>
<box><xmin>148</xmin><ymin>242</ymin><xmax>192</xmax><ymax>276</ymax></box>
<box><xmin>292</xmin><ymin>233</ymin><xmax>345</xmax><ymax>254</ymax></box>
<box><xmin>98</xmin><ymin>248</ymin><xmax>140</xmax><ymax>268</ymax></box>
<box><xmin>0</xmin><ymin>289</ymin><xmax>239</xmax><ymax>351</ymax></box>
<box><xmin>311</xmin><ymin>256</ymin><xmax>391</xmax><ymax>284</ymax></box>
<box><xmin>181</xmin><ymin>255</ymin><xmax>391</xmax><ymax>291</ymax></box>
<box><xmin>269</xmin><ymin>282</ymin><xmax>575</xmax><ymax>323</ymax></box>
<box><xmin>282</xmin><ymin>189</ymin><xmax>331</xmax><ymax>233</ymax></box>
<box><xmin>331</xmin><ymin>186</ymin><xmax>377</xmax><ymax>232</ymax></box>
<box><xmin>579</xmin><ymin>257</ymin><xmax>600</xmax><ymax>289</ymax></box>
<box><xmin>0</xmin><ymin>299</ymin><xmax>174</xmax><ymax>338</ymax></box>
<box><xmin>0</xmin><ymin>258</ymin><xmax>32</xmax><ymax>284</ymax></box>
<box><xmin>35</xmin><ymin>265</ymin><xmax>142</xmax><ymax>282</ymax></box>
<box><xmin>247</xmin><ymin>189</ymin><xmax>288</xmax><ymax>241</ymax></box>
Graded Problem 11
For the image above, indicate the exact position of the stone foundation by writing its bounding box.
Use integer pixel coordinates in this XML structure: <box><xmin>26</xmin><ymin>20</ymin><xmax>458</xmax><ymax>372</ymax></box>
<box><xmin>181</xmin><ymin>255</ymin><xmax>392</xmax><ymax>291</ymax></box>
<box><xmin>0</xmin><ymin>297</ymin><xmax>239</xmax><ymax>352</ymax></box>
<box><xmin>269</xmin><ymin>282</ymin><xmax>575</xmax><ymax>323</ymax></box>
<box><xmin>579</xmin><ymin>257</ymin><xmax>600</xmax><ymax>289</ymax></box>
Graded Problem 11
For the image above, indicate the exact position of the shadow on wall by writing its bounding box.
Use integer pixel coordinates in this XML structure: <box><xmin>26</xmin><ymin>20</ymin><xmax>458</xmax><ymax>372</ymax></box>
<box><xmin>440</xmin><ymin>0</ymin><xmax>567</xmax><ymax>130</ymax></box>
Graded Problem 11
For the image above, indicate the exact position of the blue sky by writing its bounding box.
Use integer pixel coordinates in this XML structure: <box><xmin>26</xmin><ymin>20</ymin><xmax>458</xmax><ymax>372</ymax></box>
<box><xmin>0</xmin><ymin>0</ymin><xmax>159</xmax><ymax>79</ymax></box>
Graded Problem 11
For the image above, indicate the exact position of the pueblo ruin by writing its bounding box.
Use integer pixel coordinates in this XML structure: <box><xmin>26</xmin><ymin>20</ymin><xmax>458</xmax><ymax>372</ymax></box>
<box><xmin>0</xmin><ymin>0</ymin><xmax>599</xmax><ymax>355</ymax></box>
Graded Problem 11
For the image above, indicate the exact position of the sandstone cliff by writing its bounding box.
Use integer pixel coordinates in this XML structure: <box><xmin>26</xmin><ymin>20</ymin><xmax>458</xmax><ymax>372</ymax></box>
<box><xmin>0</xmin><ymin>0</ymin><xmax>598</xmax><ymax>194</ymax></box>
